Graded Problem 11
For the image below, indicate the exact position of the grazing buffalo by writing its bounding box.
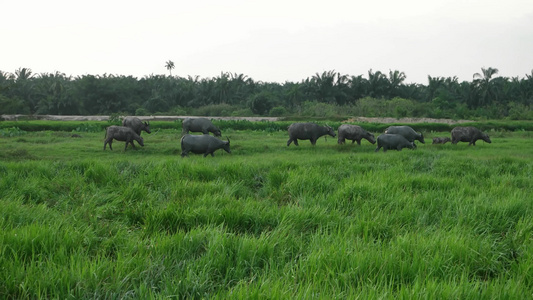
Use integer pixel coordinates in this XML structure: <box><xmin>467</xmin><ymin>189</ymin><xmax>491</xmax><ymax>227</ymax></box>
<box><xmin>287</xmin><ymin>122</ymin><xmax>336</xmax><ymax>146</ymax></box>
<box><xmin>182</xmin><ymin>118</ymin><xmax>221</xmax><ymax>136</ymax></box>
<box><xmin>375</xmin><ymin>134</ymin><xmax>415</xmax><ymax>152</ymax></box>
<box><xmin>432</xmin><ymin>137</ymin><xmax>451</xmax><ymax>144</ymax></box>
<box><xmin>385</xmin><ymin>126</ymin><xmax>424</xmax><ymax>147</ymax></box>
<box><xmin>337</xmin><ymin>124</ymin><xmax>376</xmax><ymax>145</ymax></box>
<box><xmin>122</xmin><ymin>116</ymin><xmax>151</xmax><ymax>136</ymax></box>
<box><xmin>104</xmin><ymin>126</ymin><xmax>144</xmax><ymax>151</ymax></box>
<box><xmin>180</xmin><ymin>134</ymin><xmax>231</xmax><ymax>157</ymax></box>
<box><xmin>451</xmin><ymin>126</ymin><xmax>491</xmax><ymax>146</ymax></box>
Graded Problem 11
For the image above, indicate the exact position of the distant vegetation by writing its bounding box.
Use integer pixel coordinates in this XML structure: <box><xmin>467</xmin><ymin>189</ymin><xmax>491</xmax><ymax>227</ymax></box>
<box><xmin>2</xmin><ymin>119</ymin><xmax>533</xmax><ymax>134</ymax></box>
<box><xmin>1</xmin><ymin>67</ymin><xmax>532</xmax><ymax>120</ymax></box>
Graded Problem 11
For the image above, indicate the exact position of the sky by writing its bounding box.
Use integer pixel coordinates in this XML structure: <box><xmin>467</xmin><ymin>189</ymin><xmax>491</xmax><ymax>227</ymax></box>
<box><xmin>2</xmin><ymin>0</ymin><xmax>533</xmax><ymax>85</ymax></box>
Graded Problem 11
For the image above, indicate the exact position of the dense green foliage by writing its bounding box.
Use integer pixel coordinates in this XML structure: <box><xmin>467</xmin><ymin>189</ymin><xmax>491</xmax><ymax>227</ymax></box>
<box><xmin>1</xmin><ymin>121</ymin><xmax>532</xmax><ymax>298</ymax></box>
<box><xmin>1</xmin><ymin>67</ymin><xmax>532</xmax><ymax>119</ymax></box>
<box><xmin>2</xmin><ymin>119</ymin><xmax>533</xmax><ymax>134</ymax></box>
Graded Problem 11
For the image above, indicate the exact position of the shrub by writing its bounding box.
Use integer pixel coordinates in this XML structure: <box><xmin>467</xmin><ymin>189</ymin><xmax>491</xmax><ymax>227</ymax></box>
<box><xmin>388</xmin><ymin>97</ymin><xmax>416</xmax><ymax>118</ymax></box>
<box><xmin>299</xmin><ymin>101</ymin><xmax>341</xmax><ymax>118</ymax></box>
<box><xmin>355</xmin><ymin>97</ymin><xmax>386</xmax><ymax>117</ymax></box>
<box><xmin>0</xmin><ymin>127</ymin><xmax>27</xmax><ymax>137</ymax></box>
<box><xmin>248</xmin><ymin>92</ymin><xmax>278</xmax><ymax>115</ymax></box>
<box><xmin>135</xmin><ymin>108</ymin><xmax>149</xmax><ymax>116</ymax></box>
<box><xmin>269</xmin><ymin>106</ymin><xmax>287</xmax><ymax>117</ymax></box>
<box><xmin>108</xmin><ymin>113</ymin><xmax>124</xmax><ymax>124</ymax></box>
<box><xmin>74</xmin><ymin>123</ymin><xmax>104</xmax><ymax>133</ymax></box>
<box><xmin>507</xmin><ymin>102</ymin><xmax>533</xmax><ymax>120</ymax></box>
<box><xmin>194</xmin><ymin>104</ymin><xmax>239</xmax><ymax>116</ymax></box>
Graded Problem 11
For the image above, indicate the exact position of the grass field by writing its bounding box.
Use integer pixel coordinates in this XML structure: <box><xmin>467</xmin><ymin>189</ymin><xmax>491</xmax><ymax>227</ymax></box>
<box><xmin>1</xmin><ymin>124</ymin><xmax>532</xmax><ymax>298</ymax></box>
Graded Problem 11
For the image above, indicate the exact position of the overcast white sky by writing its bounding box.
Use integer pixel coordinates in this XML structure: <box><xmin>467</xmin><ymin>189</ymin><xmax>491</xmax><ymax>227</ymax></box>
<box><xmin>2</xmin><ymin>0</ymin><xmax>533</xmax><ymax>84</ymax></box>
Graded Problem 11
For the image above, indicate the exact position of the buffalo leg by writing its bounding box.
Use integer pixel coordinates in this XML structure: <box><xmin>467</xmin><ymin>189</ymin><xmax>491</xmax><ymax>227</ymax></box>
<box><xmin>287</xmin><ymin>138</ymin><xmax>293</xmax><ymax>146</ymax></box>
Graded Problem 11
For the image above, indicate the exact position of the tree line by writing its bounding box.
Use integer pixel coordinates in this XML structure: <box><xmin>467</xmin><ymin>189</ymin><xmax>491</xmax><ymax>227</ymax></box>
<box><xmin>1</xmin><ymin>67</ymin><xmax>532</xmax><ymax>119</ymax></box>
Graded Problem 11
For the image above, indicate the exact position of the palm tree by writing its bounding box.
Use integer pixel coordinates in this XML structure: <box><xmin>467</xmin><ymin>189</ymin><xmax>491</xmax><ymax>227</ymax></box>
<box><xmin>311</xmin><ymin>70</ymin><xmax>349</xmax><ymax>104</ymax></box>
<box><xmin>165</xmin><ymin>60</ymin><xmax>175</xmax><ymax>76</ymax></box>
<box><xmin>15</xmin><ymin>67</ymin><xmax>34</xmax><ymax>81</ymax></box>
<box><xmin>473</xmin><ymin>67</ymin><xmax>500</xmax><ymax>106</ymax></box>
<box><xmin>426</xmin><ymin>76</ymin><xmax>445</xmax><ymax>102</ymax></box>
<box><xmin>387</xmin><ymin>70</ymin><xmax>406</xmax><ymax>98</ymax></box>
<box><xmin>367</xmin><ymin>69</ymin><xmax>388</xmax><ymax>98</ymax></box>
<box><xmin>348</xmin><ymin>75</ymin><xmax>368</xmax><ymax>101</ymax></box>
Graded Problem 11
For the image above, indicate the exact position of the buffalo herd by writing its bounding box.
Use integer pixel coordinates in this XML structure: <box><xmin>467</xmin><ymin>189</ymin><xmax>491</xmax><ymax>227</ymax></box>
<box><xmin>104</xmin><ymin>117</ymin><xmax>492</xmax><ymax>156</ymax></box>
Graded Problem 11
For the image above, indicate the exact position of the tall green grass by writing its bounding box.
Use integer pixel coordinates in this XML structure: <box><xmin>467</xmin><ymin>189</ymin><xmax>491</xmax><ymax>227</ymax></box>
<box><xmin>1</xmin><ymin>127</ymin><xmax>532</xmax><ymax>298</ymax></box>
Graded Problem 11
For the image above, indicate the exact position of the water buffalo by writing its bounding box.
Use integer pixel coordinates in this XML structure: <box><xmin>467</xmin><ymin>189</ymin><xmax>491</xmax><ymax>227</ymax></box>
<box><xmin>287</xmin><ymin>122</ymin><xmax>336</xmax><ymax>146</ymax></box>
<box><xmin>432</xmin><ymin>137</ymin><xmax>451</xmax><ymax>144</ymax></box>
<box><xmin>375</xmin><ymin>134</ymin><xmax>415</xmax><ymax>152</ymax></box>
<box><xmin>180</xmin><ymin>134</ymin><xmax>230</xmax><ymax>157</ymax></box>
<box><xmin>337</xmin><ymin>124</ymin><xmax>376</xmax><ymax>145</ymax></box>
<box><xmin>122</xmin><ymin>116</ymin><xmax>151</xmax><ymax>136</ymax></box>
<box><xmin>182</xmin><ymin>118</ymin><xmax>221</xmax><ymax>136</ymax></box>
<box><xmin>451</xmin><ymin>126</ymin><xmax>491</xmax><ymax>146</ymax></box>
<box><xmin>385</xmin><ymin>126</ymin><xmax>424</xmax><ymax>147</ymax></box>
<box><xmin>104</xmin><ymin>126</ymin><xmax>144</xmax><ymax>151</ymax></box>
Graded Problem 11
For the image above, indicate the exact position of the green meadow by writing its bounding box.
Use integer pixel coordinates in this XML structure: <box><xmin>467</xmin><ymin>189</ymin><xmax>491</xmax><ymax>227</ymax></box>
<box><xmin>1</xmin><ymin>122</ymin><xmax>532</xmax><ymax>299</ymax></box>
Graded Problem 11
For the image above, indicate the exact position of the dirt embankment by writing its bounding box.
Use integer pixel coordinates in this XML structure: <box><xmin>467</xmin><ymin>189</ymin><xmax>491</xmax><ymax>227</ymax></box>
<box><xmin>1</xmin><ymin>115</ymin><xmax>473</xmax><ymax>124</ymax></box>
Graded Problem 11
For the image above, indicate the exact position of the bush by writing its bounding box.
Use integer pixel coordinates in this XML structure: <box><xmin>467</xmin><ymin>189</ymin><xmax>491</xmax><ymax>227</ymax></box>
<box><xmin>269</xmin><ymin>106</ymin><xmax>287</xmax><ymax>117</ymax></box>
<box><xmin>74</xmin><ymin>123</ymin><xmax>104</xmax><ymax>133</ymax></box>
<box><xmin>354</xmin><ymin>97</ymin><xmax>386</xmax><ymax>117</ymax></box>
<box><xmin>299</xmin><ymin>101</ymin><xmax>342</xmax><ymax>118</ymax></box>
<box><xmin>0</xmin><ymin>127</ymin><xmax>27</xmax><ymax>137</ymax></box>
<box><xmin>507</xmin><ymin>102</ymin><xmax>533</xmax><ymax>120</ymax></box>
<box><xmin>135</xmin><ymin>108</ymin><xmax>149</xmax><ymax>116</ymax></box>
<box><xmin>388</xmin><ymin>97</ymin><xmax>416</xmax><ymax>118</ymax></box>
<box><xmin>248</xmin><ymin>92</ymin><xmax>278</xmax><ymax>115</ymax></box>
<box><xmin>194</xmin><ymin>104</ymin><xmax>239</xmax><ymax>116</ymax></box>
<box><xmin>108</xmin><ymin>113</ymin><xmax>124</xmax><ymax>124</ymax></box>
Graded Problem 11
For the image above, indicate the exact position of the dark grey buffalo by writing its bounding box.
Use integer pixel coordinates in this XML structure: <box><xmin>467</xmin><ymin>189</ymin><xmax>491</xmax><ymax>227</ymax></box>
<box><xmin>432</xmin><ymin>137</ymin><xmax>451</xmax><ymax>144</ymax></box>
<box><xmin>337</xmin><ymin>124</ymin><xmax>376</xmax><ymax>145</ymax></box>
<box><xmin>182</xmin><ymin>118</ymin><xmax>221</xmax><ymax>136</ymax></box>
<box><xmin>385</xmin><ymin>126</ymin><xmax>424</xmax><ymax>147</ymax></box>
<box><xmin>287</xmin><ymin>122</ymin><xmax>336</xmax><ymax>146</ymax></box>
<box><xmin>451</xmin><ymin>126</ymin><xmax>491</xmax><ymax>146</ymax></box>
<box><xmin>180</xmin><ymin>134</ymin><xmax>230</xmax><ymax>157</ymax></box>
<box><xmin>375</xmin><ymin>134</ymin><xmax>415</xmax><ymax>152</ymax></box>
<box><xmin>122</xmin><ymin>116</ymin><xmax>151</xmax><ymax>136</ymax></box>
<box><xmin>104</xmin><ymin>126</ymin><xmax>144</xmax><ymax>151</ymax></box>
